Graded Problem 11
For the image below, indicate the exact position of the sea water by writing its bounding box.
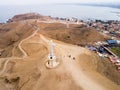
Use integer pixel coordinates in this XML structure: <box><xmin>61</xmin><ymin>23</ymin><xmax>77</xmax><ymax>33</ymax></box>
<box><xmin>0</xmin><ymin>4</ymin><xmax>120</xmax><ymax>22</ymax></box>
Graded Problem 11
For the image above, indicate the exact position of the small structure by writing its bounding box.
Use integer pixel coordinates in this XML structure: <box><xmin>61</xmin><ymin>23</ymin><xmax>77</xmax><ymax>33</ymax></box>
<box><xmin>109</xmin><ymin>56</ymin><xmax>120</xmax><ymax>64</ymax></box>
<box><xmin>106</xmin><ymin>39</ymin><xmax>118</xmax><ymax>46</ymax></box>
<box><xmin>46</xmin><ymin>40</ymin><xmax>59</xmax><ymax>68</ymax></box>
<box><xmin>117</xmin><ymin>40</ymin><xmax>120</xmax><ymax>44</ymax></box>
<box><xmin>86</xmin><ymin>45</ymin><xmax>97</xmax><ymax>51</ymax></box>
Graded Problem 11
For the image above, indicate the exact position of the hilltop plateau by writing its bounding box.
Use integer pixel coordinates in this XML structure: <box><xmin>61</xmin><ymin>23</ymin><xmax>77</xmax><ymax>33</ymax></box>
<box><xmin>0</xmin><ymin>13</ymin><xmax>120</xmax><ymax>90</ymax></box>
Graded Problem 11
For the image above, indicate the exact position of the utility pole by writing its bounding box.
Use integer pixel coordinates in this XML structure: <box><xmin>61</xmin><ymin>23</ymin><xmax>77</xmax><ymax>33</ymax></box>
<box><xmin>66</xmin><ymin>18</ymin><xmax>69</xmax><ymax>28</ymax></box>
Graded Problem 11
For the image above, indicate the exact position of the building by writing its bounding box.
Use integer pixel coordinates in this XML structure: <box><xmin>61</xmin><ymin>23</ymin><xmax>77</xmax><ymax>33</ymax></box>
<box><xmin>106</xmin><ymin>40</ymin><xmax>118</xmax><ymax>46</ymax></box>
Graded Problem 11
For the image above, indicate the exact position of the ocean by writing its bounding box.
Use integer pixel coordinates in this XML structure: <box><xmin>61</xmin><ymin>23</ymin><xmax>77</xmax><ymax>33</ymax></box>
<box><xmin>0</xmin><ymin>4</ymin><xmax>120</xmax><ymax>22</ymax></box>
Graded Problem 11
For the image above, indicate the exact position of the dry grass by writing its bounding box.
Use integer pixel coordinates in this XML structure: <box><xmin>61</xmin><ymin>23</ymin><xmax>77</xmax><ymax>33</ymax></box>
<box><xmin>39</xmin><ymin>23</ymin><xmax>109</xmax><ymax>46</ymax></box>
<box><xmin>0</xmin><ymin>20</ymin><xmax>119</xmax><ymax>90</ymax></box>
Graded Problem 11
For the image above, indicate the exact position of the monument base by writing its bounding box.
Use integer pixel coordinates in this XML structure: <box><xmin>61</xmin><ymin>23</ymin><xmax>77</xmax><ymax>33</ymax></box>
<box><xmin>46</xmin><ymin>61</ymin><xmax>59</xmax><ymax>69</ymax></box>
<box><xmin>46</xmin><ymin>57</ymin><xmax>59</xmax><ymax>69</ymax></box>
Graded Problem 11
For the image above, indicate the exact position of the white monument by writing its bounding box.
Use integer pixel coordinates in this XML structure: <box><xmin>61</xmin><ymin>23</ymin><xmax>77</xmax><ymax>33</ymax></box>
<box><xmin>46</xmin><ymin>40</ymin><xmax>59</xmax><ymax>68</ymax></box>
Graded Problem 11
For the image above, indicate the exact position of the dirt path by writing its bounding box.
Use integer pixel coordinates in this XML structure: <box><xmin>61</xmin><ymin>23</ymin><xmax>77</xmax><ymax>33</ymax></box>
<box><xmin>18</xmin><ymin>25</ymin><xmax>39</xmax><ymax>58</ymax></box>
<box><xmin>56</xmin><ymin>43</ymin><xmax>105</xmax><ymax>90</ymax></box>
<box><xmin>0</xmin><ymin>23</ymin><xmax>39</xmax><ymax>75</ymax></box>
<box><xmin>37</xmin><ymin>19</ymin><xmax>81</xmax><ymax>25</ymax></box>
<box><xmin>0</xmin><ymin>59</ymin><xmax>10</xmax><ymax>75</ymax></box>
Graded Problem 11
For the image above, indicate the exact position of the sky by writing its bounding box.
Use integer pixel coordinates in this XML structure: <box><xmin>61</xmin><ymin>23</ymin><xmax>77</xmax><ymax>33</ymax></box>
<box><xmin>0</xmin><ymin>0</ymin><xmax>119</xmax><ymax>5</ymax></box>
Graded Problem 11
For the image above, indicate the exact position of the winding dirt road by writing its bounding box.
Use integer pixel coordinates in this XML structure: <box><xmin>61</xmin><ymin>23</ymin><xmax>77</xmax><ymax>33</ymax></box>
<box><xmin>18</xmin><ymin>25</ymin><xmax>39</xmax><ymax>58</ymax></box>
<box><xmin>0</xmin><ymin>23</ymin><xmax>39</xmax><ymax>75</ymax></box>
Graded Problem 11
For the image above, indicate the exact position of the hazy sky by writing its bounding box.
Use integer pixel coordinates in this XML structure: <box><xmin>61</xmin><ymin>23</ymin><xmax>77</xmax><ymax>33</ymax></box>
<box><xmin>0</xmin><ymin>0</ymin><xmax>119</xmax><ymax>5</ymax></box>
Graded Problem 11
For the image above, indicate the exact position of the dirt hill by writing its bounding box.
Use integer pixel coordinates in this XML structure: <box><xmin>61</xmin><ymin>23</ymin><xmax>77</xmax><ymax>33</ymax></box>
<box><xmin>7</xmin><ymin>13</ymin><xmax>52</xmax><ymax>23</ymax></box>
<box><xmin>0</xmin><ymin>21</ymin><xmax>35</xmax><ymax>57</ymax></box>
<box><xmin>0</xmin><ymin>19</ymin><xmax>119</xmax><ymax>90</ymax></box>
<box><xmin>39</xmin><ymin>22</ymin><xmax>109</xmax><ymax>46</ymax></box>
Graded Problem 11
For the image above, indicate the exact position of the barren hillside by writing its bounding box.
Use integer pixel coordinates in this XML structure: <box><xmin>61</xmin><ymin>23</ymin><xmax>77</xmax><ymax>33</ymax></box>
<box><xmin>0</xmin><ymin>19</ymin><xmax>119</xmax><ymax>90</ymax></box>
<box><xmin>7</xmin><ymin>13</ymin><xmax>52</xmax><ymax>22</ymax></box>
<box><xmin>39</xmin><ymin>22</ymin><xmax>109</xmax><ymax>46</ymax></box>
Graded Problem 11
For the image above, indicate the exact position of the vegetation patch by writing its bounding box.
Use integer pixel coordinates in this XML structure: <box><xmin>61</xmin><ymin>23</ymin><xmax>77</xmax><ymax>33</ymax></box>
<box><xmin>110</xmin><ymin>47</ymin><xmax>120</xmax><ymax>57</ymax></box>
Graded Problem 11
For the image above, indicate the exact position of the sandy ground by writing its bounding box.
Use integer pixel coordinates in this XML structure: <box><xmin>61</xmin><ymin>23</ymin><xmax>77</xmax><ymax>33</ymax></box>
<box><xmin>0</xmin><ymin>21</ymin><xmax>120</xmax><ymax>90</ymax></box>
<box><xmin>33</xmin><ymin>34</ymin><xmax>120</xmax><ymax>90</ymax></box>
